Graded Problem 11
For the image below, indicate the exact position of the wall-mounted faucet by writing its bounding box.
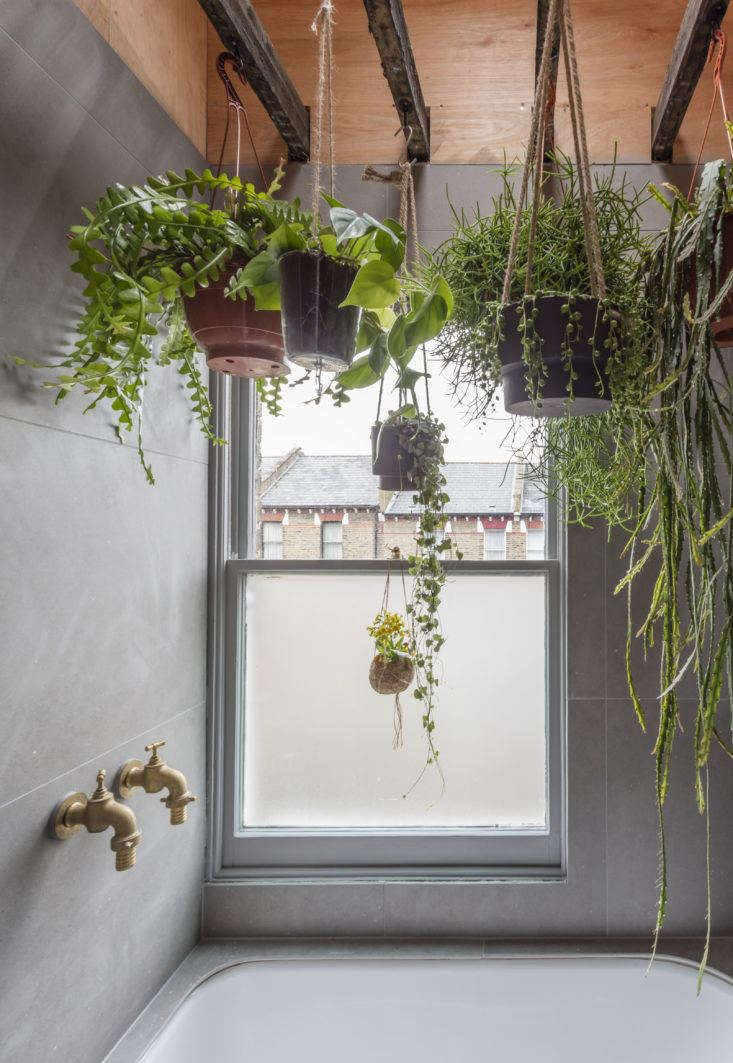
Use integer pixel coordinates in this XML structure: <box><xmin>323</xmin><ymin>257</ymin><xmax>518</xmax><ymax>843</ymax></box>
<box><xmin>51</xmin><ymin>769</ymin><xmax>141</xmax><ymax>871</ymax></box>
<box><xmin>117</xmin><ymin>741</ymin><xmax>196</xmax><ymax>825</ymax></box>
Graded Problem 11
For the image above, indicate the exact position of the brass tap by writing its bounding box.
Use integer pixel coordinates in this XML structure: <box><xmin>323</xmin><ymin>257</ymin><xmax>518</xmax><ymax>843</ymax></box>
<box><xmin>51</xmin><ymin>770</ymin><xmax>141</xmax><ymax>871</ymax></box>
<box><xmin>117</xmin><ymin>741</ymin><xmax>196</xmax><ymax>825</ymax></box>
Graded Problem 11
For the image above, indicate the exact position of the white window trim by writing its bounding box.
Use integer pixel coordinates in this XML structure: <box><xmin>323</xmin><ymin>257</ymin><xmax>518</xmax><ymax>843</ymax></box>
<box><xmin>207</xmin><ymin>379</ymin><xmax>566</xmax><ymax>881</ymax></box>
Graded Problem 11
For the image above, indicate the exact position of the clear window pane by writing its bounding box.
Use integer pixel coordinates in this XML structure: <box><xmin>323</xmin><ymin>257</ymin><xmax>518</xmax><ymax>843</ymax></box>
<box><xmin>242</xmin><ymin>571</ymin><xmax>547</xmax><ymax>828</ymax></box>
<box><xmin>255</xmin><ymin>355</ymin><xmax>547</xmax><ymax>561</ymax></box>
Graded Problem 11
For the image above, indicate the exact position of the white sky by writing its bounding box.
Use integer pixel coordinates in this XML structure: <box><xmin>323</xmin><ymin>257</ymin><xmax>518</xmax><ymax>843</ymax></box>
<box><xmin>262</xmin><ymin>350</ymin><xmax>521</xmax><ymax>462</ymax></box>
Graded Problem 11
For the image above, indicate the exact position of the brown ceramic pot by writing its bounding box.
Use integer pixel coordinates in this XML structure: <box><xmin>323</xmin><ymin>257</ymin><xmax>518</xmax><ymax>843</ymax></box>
<box><xmin>183</xmin><ymin>263</ymin><xmax>288</xmax><ymax>379</ymax></box>
<box><xmin>369</xmin><ymin>652</ymin><xmax>414</xmax><ymax>695</ymax></box>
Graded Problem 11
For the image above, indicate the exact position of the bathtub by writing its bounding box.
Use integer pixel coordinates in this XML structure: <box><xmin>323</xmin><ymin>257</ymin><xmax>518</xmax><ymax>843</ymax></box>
<box><xmin>139</xmin><ymin>955</ymin><xmax>733</xmax><ymax>1062</ymax></box>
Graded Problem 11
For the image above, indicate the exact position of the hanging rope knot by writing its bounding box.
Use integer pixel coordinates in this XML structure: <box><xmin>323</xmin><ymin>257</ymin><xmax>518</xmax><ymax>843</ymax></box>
<box><xmin>310</xmin><ymin>0</ymin><xmax>334</xmax><ymax>33</ymax></box>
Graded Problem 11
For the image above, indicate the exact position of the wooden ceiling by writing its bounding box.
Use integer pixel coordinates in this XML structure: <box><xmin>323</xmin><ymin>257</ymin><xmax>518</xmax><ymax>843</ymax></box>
<box><xmin>208</xmin><ymin>0</ymin><xmax>733</xmax><ymax>166</ymax></box>
<box><xmin>72</xmin><ymin>0</ymin><xmax>733</xmax><ymax>166</ymax></box>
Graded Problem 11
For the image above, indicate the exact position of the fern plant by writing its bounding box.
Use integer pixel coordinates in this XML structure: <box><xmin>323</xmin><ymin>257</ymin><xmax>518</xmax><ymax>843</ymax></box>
<box><xmin>16</xmin><ymin>167</ymin><xmax>290</xmax><ymax>481</ymax></box>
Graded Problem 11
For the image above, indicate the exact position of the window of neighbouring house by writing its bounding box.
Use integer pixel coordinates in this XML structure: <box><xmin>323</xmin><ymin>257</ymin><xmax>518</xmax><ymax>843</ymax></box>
<box><xmin>527</xmin><ymin>526</ymin><xmax>545</xmax><ymax>560</ymax></box>
<box><xmin>321</xmin><ymin>519</ymin><xmax>343</xmax><ymax>559</ymax></box>
<box><xmin>218</xmin><ymin>349</ymin><xmax>562</xmax><ymax>876</ymax></box>
<box><xmin>484</xmin><ymin>527</ymin><xmax>506</xmax><ymax>560</ymax></box>
<box><xmin>262</xmin><ymin>519</ymin><xmax>283</xmax><ymax>560</ymax></box>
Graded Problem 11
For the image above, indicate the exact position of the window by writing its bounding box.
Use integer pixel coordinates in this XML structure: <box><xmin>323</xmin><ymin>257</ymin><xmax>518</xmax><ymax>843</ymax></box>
<box><xmin>527</xmin><ymin>527</ymin><xmax>545</xmax><ymax>560</ymax></box>
<box><xmin>321</xmin><ymin>519</ymin><xmax>343</xmax><ymax>559</ymax></box>
<box><xmin>212</xmin><ymin>368</ymin><xmax>562</xmax><ymax>879</ymax></box>
<box><xmin>262</xmin><ymin>520</ymin><xmax>283</xmax><ymax>560</ymax></box>
<box><xmin>484</xmin><ymin>528</ymin><xmax>506</xmax><ymax>560</ymax></box>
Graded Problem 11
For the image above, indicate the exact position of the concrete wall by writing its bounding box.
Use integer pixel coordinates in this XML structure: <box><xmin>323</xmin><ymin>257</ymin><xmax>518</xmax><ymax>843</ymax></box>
<box><xmin>204</xmin><ymin>162</ymin><xmax>733</xmax><ymax>947</ymax></box>
<box><xmin>0</xmin><ymin>3</ymin><xmax>208</xmax><ymax>1060</ymax></box>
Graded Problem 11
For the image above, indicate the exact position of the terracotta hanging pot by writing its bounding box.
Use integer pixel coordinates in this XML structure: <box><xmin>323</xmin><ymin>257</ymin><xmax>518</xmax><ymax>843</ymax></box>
<box><xmin>278</xmin><ymin>250</ymin><xmax>361</xmax><ymax>370</ymax></box>
<box><xmin>369</xmin><ymin>652</ymin><xmax>414</xmax><ymax>695</ymax></box>
<box><xmin>183</xmin><ymin>262</ymin><xmax>288</xmax><ymax>379</ymax></box>
<box><xmin>497</xmin><ymin>294</ymin><xmax>613</xmax><ymax>417</ymax></box>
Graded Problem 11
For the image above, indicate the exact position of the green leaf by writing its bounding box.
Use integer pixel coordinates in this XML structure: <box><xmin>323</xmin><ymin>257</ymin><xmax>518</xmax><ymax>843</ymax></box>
<box><xmin>341</xmin><ymin>260</ymin><xmax>400</xmax><ymax>309</ymax></box>
<box><xmin>227</xmin><ymin>250</ymin><xmax>281</xmax><ymax>310</ymax></box>
<box><xmin>403</xmin><ymin>279</ymin><xmax>452</xmax><ymax>348</ymax></box>
<box><xmin>334</xmin><ymin>353</ymin><xmax>380</xmax><ymax>390</ymax></box>
<box><xmin>266</xmin><ymin>222</ymin><xmax>307</xmax><ymax>257</ymax></box>
<box><xmin>367</xmin><ymin>333</ymin><xmax>390</xmax><ymax>376</ymax></box>
<box><xmin>329</xmin><ymin>206</ymin><xmax>372</xmax><ymax>243</ymax></box>
<box><xmin>355</xmin><ymin>310</ymin><xmax>382</xmax><ymax>352</ymax></box>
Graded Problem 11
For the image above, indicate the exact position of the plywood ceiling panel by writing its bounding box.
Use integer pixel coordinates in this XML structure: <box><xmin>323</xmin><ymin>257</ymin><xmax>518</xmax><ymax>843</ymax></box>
<box><xmin>208</xmin><ymin>0</ymin><xmax>733</xmax><ymax>167</ymax></box>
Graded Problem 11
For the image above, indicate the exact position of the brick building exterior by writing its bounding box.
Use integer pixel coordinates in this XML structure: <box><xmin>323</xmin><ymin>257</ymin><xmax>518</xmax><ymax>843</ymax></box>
<box><xmin>258</xmin><ymin>452</ymin><xmax>546</xmax><ymax>561</ymax></box>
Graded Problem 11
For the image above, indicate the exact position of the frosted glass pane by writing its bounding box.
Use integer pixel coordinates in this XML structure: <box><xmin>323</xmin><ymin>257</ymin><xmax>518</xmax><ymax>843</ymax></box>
<box><xmin>242</xmin><ymin>572</ymin><xmax>546</xmax><ymax>828</ymax></box>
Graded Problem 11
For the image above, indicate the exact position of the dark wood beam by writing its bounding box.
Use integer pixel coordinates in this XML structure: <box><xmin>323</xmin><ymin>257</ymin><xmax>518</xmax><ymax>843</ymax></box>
<box><xmin>198</xmin><ymin>0</ymin><xmax>310</xmax><ymax>161</ymax></box>
<box><xmin>535</xmin><ymin>0</ymin><xmax>561</xmax><ymax>172</ymax></box>
<box><xmin>651</xmin><ymin>0</ymin><xmax>730</xmax><ymax>162</ymax></box>
<box><xmin>362</xmin><ymin>0</ymin><xmax>430</xmax><ymax>161</ymax></box>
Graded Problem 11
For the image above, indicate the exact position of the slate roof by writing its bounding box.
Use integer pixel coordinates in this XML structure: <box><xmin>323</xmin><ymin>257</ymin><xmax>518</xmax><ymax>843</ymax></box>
<box><xmin>385</xmin><ymin>461</ymin><xmax>517</xmax><ymax>516</ymax></box>
<box><xmin>261</xmin><ymin>454</ymin><xmax>545</xmax><ymax>517</ymax></box>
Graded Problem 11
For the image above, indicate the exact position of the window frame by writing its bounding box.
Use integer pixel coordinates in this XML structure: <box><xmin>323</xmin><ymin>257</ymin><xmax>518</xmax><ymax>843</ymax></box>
<box><xmin>207</xmin><ymin>379</ymin><xmax>567</xmax><ymax>881</ymax></box>
<box><xmin>262</xmin><ymin>518</ymin><xmax>284</xmax><ymax>560</ymax></box>
<box><xmin>483</xmin><ymin>526</ymin><xmax>507</xmax><ymax>561</ymax></box>
<box><xmin>320</xmin><ymin>518</ymin><xmax>344</xmax><ymax>559</ymax></box>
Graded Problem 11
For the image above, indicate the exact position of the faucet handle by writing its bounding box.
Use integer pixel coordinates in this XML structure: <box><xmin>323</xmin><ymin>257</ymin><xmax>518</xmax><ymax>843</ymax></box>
<box><xmin>144</xmin><ymin>740</ymin><xmax>166</xmax><ymax>763</ymax></box>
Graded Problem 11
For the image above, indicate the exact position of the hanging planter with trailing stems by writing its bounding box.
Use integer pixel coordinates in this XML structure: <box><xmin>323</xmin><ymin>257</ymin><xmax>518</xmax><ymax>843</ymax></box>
<box><xmin>184</xmin><ymin>262</ymin><xmax>288</xmax><ymax>379</ymax></box>
<box><xmin>371</xmin><ymin>421</ymin><xmax>418</xmax><ymax>491</ymax></box>
<box><xmin>278</xmin><ymin>250</ymin><xmax>360</xmax><ymax>370</ymax></box>
<box><xmin>496</xmin><ymin>294</ymin><xmax>614</xmax><ymax>416</ymax></box>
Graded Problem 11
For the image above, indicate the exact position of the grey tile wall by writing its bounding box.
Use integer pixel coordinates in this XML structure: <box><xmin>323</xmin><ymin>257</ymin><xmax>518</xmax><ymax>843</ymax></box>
<box><xmin>202</xmin><ymin>161</ymin><xmax>733</xmax><ymax>950</ymax></box>
<box><xmin>1</xmin><ymin>2</ymin><xmax>208</xmax><ymax>1061</ymax></box>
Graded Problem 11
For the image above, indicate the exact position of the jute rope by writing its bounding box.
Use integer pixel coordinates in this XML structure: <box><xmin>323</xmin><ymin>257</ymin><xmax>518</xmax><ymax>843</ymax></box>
<box><xmin>501</xmin><ymin>0</ymin><xmax>606</xmax><ymax>303</ymax></box>
<box><xmin>688</xmin><ymin>28</ymin><xmax>733</xmax><ymax>199</ymax></box>
<box><xmin>310</xmin><ymin>0</ymin><xmax>335</xmax><ymax>236</ymax></box>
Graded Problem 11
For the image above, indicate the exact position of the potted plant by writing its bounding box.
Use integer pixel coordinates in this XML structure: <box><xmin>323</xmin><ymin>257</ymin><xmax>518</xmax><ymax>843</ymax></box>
<box><xmin>425</xmin><ymin>158</ymin><xmax>652</xmax><ymax>418</ymax></box>
<box><xmin>519</xmin><ymin>160</ymin><xmax>732</xmax><ymax>982</ymax></box>
<box><xmin>228</xmin><ymin>196</ymin><xmax>407</xmax><ymax>371</ymax></box>
<box><xmin>367</xmin><ymin>608</ymin><xmax>414</xmax><ymax>750</ymax></box>
<box><xmin>23</xmin><ymin>167</ymin><xmax>297</xmax><ymax>481</ymax></box>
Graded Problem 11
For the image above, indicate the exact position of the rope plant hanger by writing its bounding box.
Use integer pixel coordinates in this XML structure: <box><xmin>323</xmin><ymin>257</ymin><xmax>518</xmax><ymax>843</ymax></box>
<box><xmin>494</xmin><ymin>0</ymin><xmax>623</xmax><ymax>418</ymax></box>
<box><xmin>368</xmin><ymin>547</ymin><xmax>415</xmax><ymax>750</ymax></box>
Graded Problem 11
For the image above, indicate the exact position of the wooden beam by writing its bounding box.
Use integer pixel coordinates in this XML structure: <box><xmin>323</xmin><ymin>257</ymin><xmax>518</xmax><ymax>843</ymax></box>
<box><xmin>535</xmin><ymin>0</ymin><xmax>560</xmax><ymax>171</ymax></box>
<box><xmin>651</xmin><ymin>0</ymin><xmax>730</xmax><ymax>161</ymax></box>
<box><xmin>362</xmin><ymin>0</ymin><xmax>430</xmax><ymax>161</ymax></box>
<box><xmin>197</xmin><ymin>0</ymin><xmax>310</xmax><ymax>161</ymax></box>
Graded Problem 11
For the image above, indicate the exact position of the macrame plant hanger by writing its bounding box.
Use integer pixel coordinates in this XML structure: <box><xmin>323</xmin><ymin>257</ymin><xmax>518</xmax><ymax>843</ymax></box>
<box><xmin>371</xmin><ymin>546</ymin><xmax>412</xmax><ymax>750</ymax></box>
<box><xmin>502</xmin><ymin>0</ymin><xmax>606</xmax><ymax>307</ymax></box>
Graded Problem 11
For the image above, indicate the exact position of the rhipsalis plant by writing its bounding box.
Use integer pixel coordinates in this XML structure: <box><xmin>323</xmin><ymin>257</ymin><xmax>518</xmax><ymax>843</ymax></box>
<box><xmin>425</xmin><ymin>156</ymin><xmax>653</xmax><ymax>418</ymax></box>
<box><xmin>519</xmin><ymin>161</ymin><xmax>732</xmax><ymax>983</ymax></box>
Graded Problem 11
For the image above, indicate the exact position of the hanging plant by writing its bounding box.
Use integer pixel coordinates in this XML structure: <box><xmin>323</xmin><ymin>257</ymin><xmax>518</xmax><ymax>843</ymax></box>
<box><xmin>367</xmin><ymin>595</ymin><xmax>414</xmax><ymax>750</ymax></box>
<box><xmin>24</xmin><ymin>165</ymin><xmax>299</xmax><ymax>483</ymax></box>
<box><xmin>517</xmin><ymin>159</ymin><xmax>733</xmax><ymax>984</ymax></box>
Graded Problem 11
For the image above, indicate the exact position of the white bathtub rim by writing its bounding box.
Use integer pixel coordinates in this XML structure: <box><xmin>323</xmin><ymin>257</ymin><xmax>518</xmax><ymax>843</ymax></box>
<box><xmin>103</xmin><ymin>942</ymin><xmax>733</xmax><ymax>1063</ymax></box>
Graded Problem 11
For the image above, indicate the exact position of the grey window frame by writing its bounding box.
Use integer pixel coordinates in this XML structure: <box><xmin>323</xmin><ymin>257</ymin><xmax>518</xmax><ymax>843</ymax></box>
<box><xmin>207</xmin><ymin>379</ymin><xmax>567</xmax><ymax>881</ymax></box>
<box><xmin>262</xmin><ymin>519</ymin><xmax>284</xmax><ymax>560</ymax></box>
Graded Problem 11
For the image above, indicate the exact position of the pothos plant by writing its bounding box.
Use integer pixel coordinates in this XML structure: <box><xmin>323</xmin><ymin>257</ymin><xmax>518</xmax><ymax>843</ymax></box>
<box><xmin>517</xmin><ymin>160</ymin><xmax>732</xmax><ymax>984</ymax></box>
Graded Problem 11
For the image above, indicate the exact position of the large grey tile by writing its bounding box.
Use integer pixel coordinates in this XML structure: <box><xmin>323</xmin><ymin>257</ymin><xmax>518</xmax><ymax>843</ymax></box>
<box><xmin>0</xmin><ymin>704</ymin><xmax>205</xmax><ymax>1063</ymax></box>
<box><xmin>0</xmin><ymin>418</ymin><xmax>206</xmax><ymax>803</ymax></box>
<box><xmin>567</xmin><ymin>521</ymin><xmax>606</xmax><ymax>699</ymax></box>
<box><xmin>0</xmin><ymin>0</ymin><xmax>204</xmax><ymax>176</ymax></box>
<box><xmin>606</xmin><ymin>698</ymin><xmax>733</xmax><ymax>936</ymax></box>
<box><xmin>383</xmin><ymin>700</ymin><xmax>606</xmax><ymax>937</ymax></box>
<box><xmin>0</xmin><ymin>28</ymin><xmax>209</xmax><ymax>464</ymax></box>
<box><xmin>203</xmin><ymin>882</ymin><xmax>385</xmax><ymax>938</ymax></box>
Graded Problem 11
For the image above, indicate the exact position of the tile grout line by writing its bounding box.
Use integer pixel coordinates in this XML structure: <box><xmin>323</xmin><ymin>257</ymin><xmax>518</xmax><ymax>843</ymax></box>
<box><xmin>0</xmin><ymin>411</ymin><xmax>209</xmax><ymax>468</ymax></box>
<box><xmin>0</xmin><ymin>699</ymin><xmax>204</xmax><ymax>811</ymax></box>
<box><xmin>0</xmin><ymin>22</ymin><xmax>193</xmax><ymax>176</ymax></box>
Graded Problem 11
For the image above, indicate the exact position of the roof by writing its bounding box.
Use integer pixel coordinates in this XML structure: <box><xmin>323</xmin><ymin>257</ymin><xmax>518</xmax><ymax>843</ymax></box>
<box><xmin>261</xmin><ymin>454</ymin><xmax>546</xmax><ymax>517</ymax></box>
<box><xmin>261</xmin><ymin>454</ymin><xmax>378</xmax><ymax>507</ymax></box>
<box><xmin>384</xmin><ymin>461</ymin><xmax>517</xmax><ymax>516</ymax></box>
